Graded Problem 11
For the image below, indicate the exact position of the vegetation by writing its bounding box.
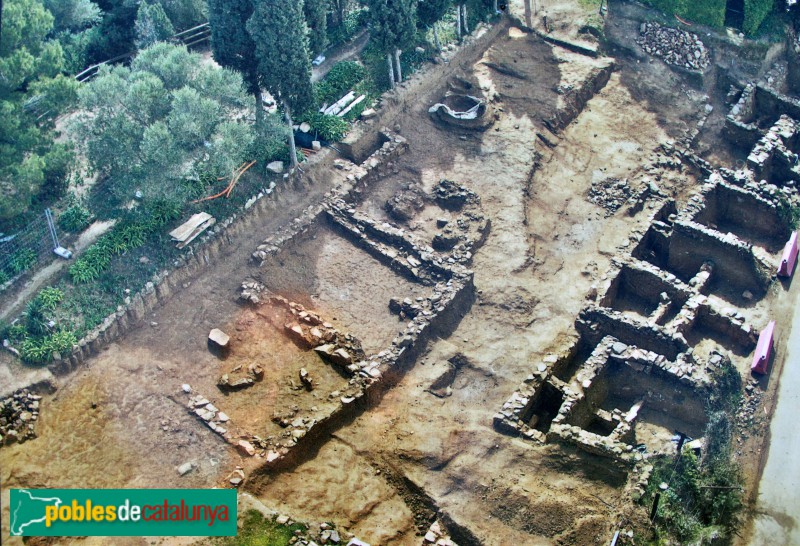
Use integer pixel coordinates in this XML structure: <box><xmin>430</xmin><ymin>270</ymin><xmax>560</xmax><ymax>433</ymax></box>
<box><xmin>207</xmin><ymin>0</ymin><xmax>261</xmax><ymax>117</ymax></box>
<box><xmin>642</xmin><ymin>0</ymin><xmax>778</xmax><ymax>33</ymax></box>
<box><xmin>744</xmin><ymin>0</ymin><xmax>776</xmax><ymax>36</ymax></box>
<box><xmin>213</xmin><ymin>510</ymin><xmax>306</xmax><ymax>546</ymax></box>
<box><xmin>304</xmin><ymin>0</ymin><xmax>329</xmax><ymax>55</ymax></box>
<box><xmin>69</xmin><ymin>201</ymin><xmax>180</xmax><ymax>283</ymax></box>
<box><xmin>640</xmin><ymin>359</ymin><xmax>743</xmax><ymax>544</ymax></box>
<box><xmin>777</xmin><ymin>196</ymin><xmax>800</xmax><ymax>229</ymax></box>
<box><xmin>247</xmin><ymin>0</ymin><xmax>315</xmax><ymax>168</ymax></box>
<box><xmin>367</xmin><ymin>0</ymin><xmax>419</xmax><ymax>87</ymax></box>
<box><xmin>0</xmin><ymin>0</ymin><xmax>80</xmax><ymax>226</ymax></box>
<box><xmin>58</xmin><ymin>202</ymin><xmax>92</xmax><ymax>233</ymax></box>
<box><xmin>315</xmin><ymin>61</ymin><xmax>367</xmax><ymax>105</ymax></box>
<box><xmin>326</xmin><ymin>6</ymin><xmax>368</xmax><ymax>47</ymax></box>
<box><xmin>297</xmin><ymin>112</ymin><xmax>351</xmax><ymax>142</ymax></box>
<box><xmin>70</xmin><ymin>42</ymin><xmax>255</xmax><ymax>208</ymax></box>
<box><xmin>418</xmin><ymin>0</ymin><xmax>452</xmax><ymax>49</ymax></box>
<box><xmin>134</xmin><ymin>1</ymin><xmax>175</xmax><ymax>50</ymax></box>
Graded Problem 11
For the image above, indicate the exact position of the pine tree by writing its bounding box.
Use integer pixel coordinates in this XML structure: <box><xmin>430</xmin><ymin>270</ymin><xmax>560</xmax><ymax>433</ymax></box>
<box><xmin>134</xmin><ymin>1</ymin><xmax>175</xmax><ymax>49</ymax></box>
<box><xmin>303</xmin><ymin>0</ymin><xmax>328</xmax><ymax>56</ymax></box>
<box><xmin>247</xmin><ymin>0</ymin><xmax>314</xmax><ymax>169</ymax></box>
<box><xmin>207</xmin><ymin>0</ymin><xmax>262</xmax><ymax>124</ymax></box>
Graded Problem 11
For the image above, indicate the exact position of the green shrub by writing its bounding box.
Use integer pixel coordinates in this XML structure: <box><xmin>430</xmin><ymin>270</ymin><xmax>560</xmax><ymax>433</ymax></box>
<box><xmin>69</xmin><ymin>203</ymin><xmax>181</xmax><ymax>283</ymax></box>
<box><xmin>213</xmin><ymin>510</ymin><xmax>306</xmax><ymax>546</ymax></box>
<box><xmin>315</xmin><ymin>61</ymin><xmax>367</xmax><ymax>105</ymax></box>
<box><xmin>744</xmin><ymin>0</ymin><xmax>776</xmax><ymax>35</ymax></box>
<box><xmin>643</xmin><ymin>432</ymin><xmax>743</xmax><ymax>542</ymax></box>
<box><xmin>6</xmin><ymin>323</ymin><xmax>27</xmax><ymax>343</ymax></box>
<box><xmin>58</xmin><ymin>204</ymin><xmax>92</xmax><ymax>233</ymax></box>
<box><xmin>0</xmin><ymin>270</ymin><xmax>9</xmax><ymax>286</ymax></box>
<box><xmin>25</xmin><ymin>298</ymin><xmax>50</xmax><ymax>337</ymax></box>
<box><xmin>37</xmin><ymin>286</ymin><xmax>65</xmax><ymax>311</ymax></box>
<box><xmin>19</xmin><ymin>329</ymin><xmax>78</xmax><ymax>364</ymax></box>
<box><xmin>297</xmin><ymin>112</ymin><xmax>350</xmax><ymax>142</ymax></box>
<box><xmin>8</xmin><ymin>248</ymin><xmax>38</xmax><ymax>275</ymax></box>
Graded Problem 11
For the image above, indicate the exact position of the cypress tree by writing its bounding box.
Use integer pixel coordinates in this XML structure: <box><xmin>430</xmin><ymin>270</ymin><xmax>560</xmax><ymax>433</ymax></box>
<box><xmin>368</xmin><ymin>0</ymin><xmax>417</xmax><ymax>85</ymax></box>
<box><xmin>418</xmin><ymin>0</ymin><xmax>451</xmax><ymax>50</ymax></box>
<box><xmin>304</xmin><ymin>0</ymin><xmax>328</xmax><ymax>56</ymax></box>
<box><xmin>247</xmin><ymin>0</ymin><xmax>314</xmax><ymax>169</ymax></box>
<box><xmin>207</xmin><ymin>0</ymin><xmax>262</xmax><ymax>124</ymax></box>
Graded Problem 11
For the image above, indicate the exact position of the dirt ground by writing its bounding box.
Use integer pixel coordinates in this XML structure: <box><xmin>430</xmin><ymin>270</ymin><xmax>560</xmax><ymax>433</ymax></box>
<box><xmin>1</xmin><ymin>2</ymin><xmax>793</xmax><ymax>545</ymax></box>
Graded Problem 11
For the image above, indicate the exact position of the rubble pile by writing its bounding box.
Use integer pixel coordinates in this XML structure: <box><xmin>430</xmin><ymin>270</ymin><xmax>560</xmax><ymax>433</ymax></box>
<box><xmin>385</xmin><ymin>184</ymin><xmax>426</xmax><ymax>221</ymax></box>
<box><xmin>736</xmin><ymin>377</ymin><xmax>764</xmax><ymax>429</ymax></box>
<box><xmin>281</xmin><ymin>301</ymin><xmax>366</xmax><ymax>374</ymax></box>
<box><xmin>0</xmin><ymin>389</ymin><xmax>41</xmax><ymax>446</ymax></box>
<box><xmin>637</xmin><ymin>22</ymin><xmax>710</xmax><ymax>71</ymax></box>
<box><xmin>433</xmin><ymin>179</ymin><xmax>478</xmax><ymax>211</ymax></box>
<box><xmin>588</xmin><ymin>177</ymin><xmax>633</xmax><ymax>214</ymax></box>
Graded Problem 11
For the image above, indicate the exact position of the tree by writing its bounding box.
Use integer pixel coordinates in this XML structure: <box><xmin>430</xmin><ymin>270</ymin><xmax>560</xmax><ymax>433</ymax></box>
<box><xmin>207</xmin><ymin>0</ymin><xmax>262</xmax><ymax>124</ymax></box>
<box><xmin>247</xmin><ymin>0</ymin><xmax>314</xmax><ymax>169</ymax></box>
<box><xmin>43</xmin><ymin>0</ymin><xmax>101</xmax><ymax>32</ymax></box>
<box><xmin>71</xmin><ymin>43</ymin><xmax>255</xmax><ymax>206</ymax></box>
<box><xmin>304</xmin><ymin>0</ymin><xmax>328</xmax><ymax>55</ymax></box>
<box><xmin>134</xmin><ymin>1</ymin><xmax>174</xmax><ymax>49</ymax></box>
<box><xmin>329</xmin><ymin>0</ymin><xmax>350</xmax><ymax>28</ymax></box>
<box><xmin>417</xmin><ymin>0</ymin><xmax>451</xmax><ymax>50</ymax></box>
<box><xmin>0</xmin><ymin>0</ymin><xmax>77</xmax><ymax>225</ymax></box>
<box><xmin>156</xmin><ymin>0</ymin><xmax>206</xmax><ymax>31</ymax></box>
<box><xmin>85</xmin><ymin>0</ymin><xmax>137</xmax><ymax>64</ymax></box>
<box><xmin>367</xmin><ymin>0</ymin><xmax>418</xmax><ymax>85</ymax></box>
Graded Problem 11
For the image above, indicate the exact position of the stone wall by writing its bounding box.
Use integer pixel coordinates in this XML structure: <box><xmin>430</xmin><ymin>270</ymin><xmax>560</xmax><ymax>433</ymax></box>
<box><xmin>692</xmin><ymin>180</ymin><xmax>790</xmax><ymax>242</ymax></box>
<box><xmin>668</xmin><ymin>220</ymin><xmax>772</xmax><ymax>296</ymax></box>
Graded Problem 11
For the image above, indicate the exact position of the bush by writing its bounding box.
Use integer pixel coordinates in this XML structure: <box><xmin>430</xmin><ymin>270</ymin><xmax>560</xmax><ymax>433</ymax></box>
<box><xmin>37</xmin><ymin>286</ymin><xmax>65</xmax><ymax>311</ymax></box>
<box><xmin>69</xmin><ymin>203</ymin><xmax>180</xmax><ymax>283</ymax></box>
<box><xmin>19</xmin><ymin>329</ymin><xmax>78</xmax><ymax>364</ymax></box>
<box><xmin>744</xmin><ymin>0</ymin><xmax>776</xmax><ymax>35</ymax></box>
<box><xmin>297</xmin><ymin>112</ymin><xmax>350</xmax><ymax>142</ymax></box>
<box><xmin>315</xmin><ymin>61</ymin><xmax>367</xmax><ymax>105</ymax></box>
<box><xmin>25</xmin><ymin>298</ymin><xmax>50</xmax><ymax>337</ymax></box>
<box><xmin>59</xmin><ymin>204</ymin><xmax>92</xmax><ymax>233</ymax></box>
<box><xmin>8</xmin><ymin>248</ymin><xmax>38</xmax><ymax>275</ymax></box>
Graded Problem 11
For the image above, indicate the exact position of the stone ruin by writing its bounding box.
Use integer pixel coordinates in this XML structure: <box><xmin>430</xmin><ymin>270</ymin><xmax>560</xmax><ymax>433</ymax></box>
<box><xmin>636</xmin><ymin>22</ymin><xmax>710</xmax><ymax>72</ymax></box>
<box><xmin>428</xmin><ymin>76</ymin><xmax>495</xmax><ymax>131</ymax></box>
<box><xmin>496</xmin><ymin>134</ymin><xmax>797</xmax><ymax>469</ymax></box>
<box><xmin>182</xmin><ymin>128</ymin><xmax>490</xmax><ymax>488</ymax></box>
<box><xmin>0</xmin><ymin>388</ymin><xmax>42</xmax><ymax>446</ymax></box>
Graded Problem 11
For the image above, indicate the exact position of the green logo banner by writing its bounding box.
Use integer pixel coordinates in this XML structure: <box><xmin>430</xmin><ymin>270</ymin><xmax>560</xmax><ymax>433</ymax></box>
<box><xmin>9</xmin><ymin>489</ymin><xmax>237</xmax><ymax>536</ymax></box>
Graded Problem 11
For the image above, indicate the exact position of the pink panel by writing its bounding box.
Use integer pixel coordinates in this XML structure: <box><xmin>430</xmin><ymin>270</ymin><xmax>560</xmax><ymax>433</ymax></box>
<box><xmin>778</xmin><ymin>231</ymin><xmax>798</xmax><ymax>278</ymax></box>
<box><xmin>751</xmin><ymin>320</ymin><xmax>776</xmax><ymax>375</ymax></box>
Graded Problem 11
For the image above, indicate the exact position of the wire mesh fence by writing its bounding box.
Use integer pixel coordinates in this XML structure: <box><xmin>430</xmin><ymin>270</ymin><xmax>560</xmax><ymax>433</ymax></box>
<box><xmin>0</xmin><ymin>210</ymin><xmax>59</xmax><ymax>286</ymax></box>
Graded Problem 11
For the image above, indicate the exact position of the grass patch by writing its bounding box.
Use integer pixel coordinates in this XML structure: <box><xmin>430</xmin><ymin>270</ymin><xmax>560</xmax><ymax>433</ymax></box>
<box><xmin>212</xmin><ymin>510</ymin><xmax>306</xmax><ymax>546</ymax></box>
<box><xmin>639</xmin><ymin>357</ymin><xmax>743</xmax><ymax>544</ymax></box>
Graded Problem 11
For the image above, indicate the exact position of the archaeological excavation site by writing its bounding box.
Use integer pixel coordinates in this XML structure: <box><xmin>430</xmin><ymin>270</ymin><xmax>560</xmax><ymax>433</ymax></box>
<box><xmin>3</xmin><ymin>1</ymin><xmax>800</xmax><ymax>545</ymax></box>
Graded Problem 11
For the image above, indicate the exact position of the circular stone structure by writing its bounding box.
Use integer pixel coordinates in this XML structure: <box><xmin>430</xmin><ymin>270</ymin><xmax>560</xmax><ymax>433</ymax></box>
<box><xmin>429</xmin><ymin>92</ymin><xmax>494</xmax><ymax>131</ymax></box>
